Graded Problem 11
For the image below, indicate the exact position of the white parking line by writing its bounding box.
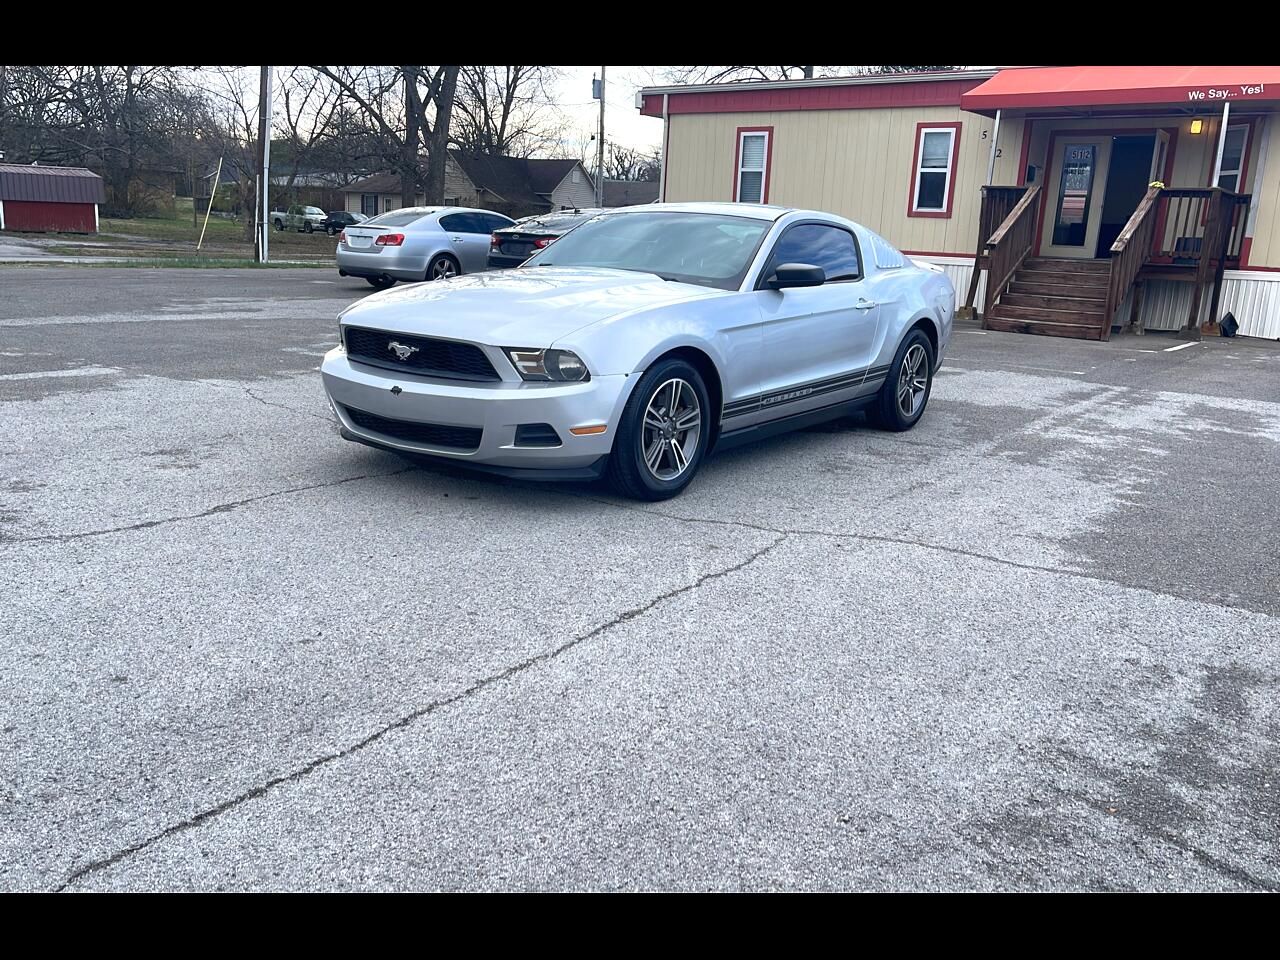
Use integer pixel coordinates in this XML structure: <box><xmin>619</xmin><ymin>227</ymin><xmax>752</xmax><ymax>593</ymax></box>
<box><xmin>1164</xmin><ymin>341</ymin><xmax>1200</xmax><ymax>352</ymax></box>
<box><xmin>0</xmin><ymin>366</ymin><xmax>119</xmax><ymax>381</ymax></box>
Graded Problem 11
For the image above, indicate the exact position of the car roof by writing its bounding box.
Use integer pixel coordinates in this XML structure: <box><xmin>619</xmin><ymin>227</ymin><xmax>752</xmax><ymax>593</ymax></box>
<box><xmin>605</xmin><ymin>201</ymin><xmax>793</xmax><ymax>221</ymax></box>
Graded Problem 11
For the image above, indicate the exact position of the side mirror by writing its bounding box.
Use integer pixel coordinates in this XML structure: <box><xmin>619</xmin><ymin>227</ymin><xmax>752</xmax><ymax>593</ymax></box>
<box><xmin>766</xmin><ymin>262</ymin><xmax>826</xmax><ymax>289</ymax></box>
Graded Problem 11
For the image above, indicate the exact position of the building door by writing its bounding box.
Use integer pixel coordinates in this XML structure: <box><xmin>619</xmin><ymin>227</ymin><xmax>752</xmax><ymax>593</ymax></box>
<box><xmin>1095</xmin><ymin>134</ymin><xmax>1156</xmax><ymax>257</ymax></box>
<box><xmin>1040</xmin><ymin>137</ymin><xmax>1112</xmax><ymax>259</ymax></box>
<box><xmin>1150</xmin><ymin>129</ymin><xmax>1170</xmax><ymax>182</ymax></box>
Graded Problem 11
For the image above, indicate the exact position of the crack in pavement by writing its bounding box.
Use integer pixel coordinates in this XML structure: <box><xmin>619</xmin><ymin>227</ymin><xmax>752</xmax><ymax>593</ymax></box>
<box><xmin>568</xmin><ymin>493</ymin><xmax>1279</xmax><ymax>621</ymax></box>
<box><xmin>54</xmin><ymin>533</ymin><xmax>788</xmax><ymax>891</ymax></box>
<box><xmin>242</xmin><ymin>387</ymin><xmax>336</xmax><ymax>424</ymax></box>
<box><xmin>2</xmin><ymin>465</ymin><xmax>418</xmax><ymax>546</ymax></box>
<box><xmin>1056</xmin><ymin>787</ymin><xmax>1279</xmax><ymax>891</ymax></box>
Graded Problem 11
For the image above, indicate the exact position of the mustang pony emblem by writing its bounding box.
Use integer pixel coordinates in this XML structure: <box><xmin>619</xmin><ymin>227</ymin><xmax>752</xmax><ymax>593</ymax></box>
<box><xmin>387</xmin><ymin>341</ymin><xmax>419</xmax><ymax>361</ymax></box>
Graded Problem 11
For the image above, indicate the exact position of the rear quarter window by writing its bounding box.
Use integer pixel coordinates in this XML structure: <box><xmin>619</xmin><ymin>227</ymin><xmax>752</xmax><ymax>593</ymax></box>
<box><xmin>365</xmin><ymin>211</ymin><xmax>429</xmax><ymax>228</ymax></box>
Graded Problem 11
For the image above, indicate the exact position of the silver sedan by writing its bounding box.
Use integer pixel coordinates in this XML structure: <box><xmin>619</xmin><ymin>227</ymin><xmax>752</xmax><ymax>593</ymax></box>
<box><xmin>322</xmin><ymin>202</ymin><xmax>955</xmax><ymax>500</ymax></box>
<box><xmin>336</xmin><ymin>206</ymin><xmax>516</xmax><ymax>290</ymax></box>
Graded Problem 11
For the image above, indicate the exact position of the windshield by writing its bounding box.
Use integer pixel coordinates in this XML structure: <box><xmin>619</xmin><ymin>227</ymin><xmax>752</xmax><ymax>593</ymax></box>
<box><xmin>522</xmin><ymin>211</ymin><xmax>771</xmax><ymax>290</ymax></box>
<box><xmin>304</xmin><ymin>206</ymin><xmax>325</xmax><ymax>215</ymax></box>
<box><xmin>363</xmin><ymin>210</ymin><xmax>430</xmax><ymax>228</ymax></box>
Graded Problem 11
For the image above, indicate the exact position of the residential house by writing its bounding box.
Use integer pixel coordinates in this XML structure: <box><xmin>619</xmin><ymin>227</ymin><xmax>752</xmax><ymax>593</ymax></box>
<box><xmin>341</xmin><ymin>151</ymin><xmax>597</xmax><ymax>220</ymax></box>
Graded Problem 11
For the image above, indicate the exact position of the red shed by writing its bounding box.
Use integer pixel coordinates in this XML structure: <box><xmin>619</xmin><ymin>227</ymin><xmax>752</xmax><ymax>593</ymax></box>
<box><xmin>0</xmin><ymin>163</ymin><xmax>106</xmax><ymax>233</ymax></box>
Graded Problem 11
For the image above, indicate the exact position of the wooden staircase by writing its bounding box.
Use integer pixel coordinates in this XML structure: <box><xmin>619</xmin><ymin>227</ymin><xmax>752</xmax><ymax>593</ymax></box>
<box><xmin>985</xmin><ymin>258</ymin><xmax>1112</xmax><ymax>340</ymax></box>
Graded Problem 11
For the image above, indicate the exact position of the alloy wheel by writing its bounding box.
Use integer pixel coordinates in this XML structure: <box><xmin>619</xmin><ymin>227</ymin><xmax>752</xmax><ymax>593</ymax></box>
<box><xmin>641</xmin><ymin>378</ymin><xmax>702</xmax><ymax>481</ymax></box>
<box><xmin>896</xmin><ymin>343</ymin><xmax>929</xmax><ymax>419</ymax></box>
<box><xmin>431</xmin><ymin>257</ymin><xmax>457</xmax><ymax>280</ymax></box>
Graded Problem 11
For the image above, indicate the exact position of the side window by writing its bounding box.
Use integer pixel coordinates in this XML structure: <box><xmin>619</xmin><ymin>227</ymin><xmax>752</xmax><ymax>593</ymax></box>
<box><xmin>481</xmin><ymin>213</ymin><xmax>514</xmax><ymax>232</ymax></box>
<box><xmin>440</xmin><ymin>212</ymin><xmax>482</xmax><ymax>234</ymax></box>
<box><xmin>767</xmin><ymin>223</ymin><xmax>862</xmax><ymax>283</ymax></box>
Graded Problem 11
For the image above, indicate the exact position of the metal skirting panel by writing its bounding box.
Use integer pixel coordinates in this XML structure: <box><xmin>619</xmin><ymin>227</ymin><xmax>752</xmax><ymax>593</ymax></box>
<box><xmin>1126</xmin><ymin>273</ymin><xmax>1280</xmax><ymax>339</ymax></box>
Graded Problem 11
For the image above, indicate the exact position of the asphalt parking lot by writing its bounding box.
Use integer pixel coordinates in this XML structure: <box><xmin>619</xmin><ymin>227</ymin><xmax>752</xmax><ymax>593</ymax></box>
<box><xmin>3</xmin><ymin>265</ymin><xmax>1279</xmax><ymax>891</ymax></box>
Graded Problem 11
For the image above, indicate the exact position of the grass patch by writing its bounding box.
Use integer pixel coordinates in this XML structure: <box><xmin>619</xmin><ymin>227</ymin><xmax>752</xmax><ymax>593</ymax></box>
<box><xmin>1</xmin><ymin>258</ymin><xmax>330</xmax><ymax>270</ymax></box>
<box><xmin>100</xmin><ymin>197</ymin><xmax>339</xmax><ymax>252</ymax></box>
<box><xmin>81</xmin><ymin>258</ymin><xmax>330</xmax><ymax>269</ymax></box>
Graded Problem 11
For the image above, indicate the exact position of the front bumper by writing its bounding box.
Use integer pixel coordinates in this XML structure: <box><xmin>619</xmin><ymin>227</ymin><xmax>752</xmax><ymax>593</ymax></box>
<box><xmin>320</xmin><ymin>348</ymin><xmax>631</xmax><ymax>470</ymax></box>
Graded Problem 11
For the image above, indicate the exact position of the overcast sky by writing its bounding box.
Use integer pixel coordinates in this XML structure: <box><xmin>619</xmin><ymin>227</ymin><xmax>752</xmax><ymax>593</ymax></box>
<box><xmin>548</xmin><ymin>66</ymin><xmax>663</xmax><ymax>154</ymax></box>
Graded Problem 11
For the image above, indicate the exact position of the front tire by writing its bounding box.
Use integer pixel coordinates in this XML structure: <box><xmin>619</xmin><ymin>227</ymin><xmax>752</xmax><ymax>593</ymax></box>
<box><xmin>326</xmin><ymin>226</ymin><xmax>337</xmax><ymax>237</ymax></box>
<box><xmin>273</xmin><ymin>219</ymin><xmax>283</xmax><ymax>231</ymax></box>
<box><xmin>872</xmin><ymin>327</ymin><xmax>935</xmax><ymax>431</ymax></box>
<box><xmin>606</xmin><ymin>357</ymin><xmax>710</xmax><ymax>501</ymax></box>
<box><xmin>305</xmin><ymin>222</ymin><xmax>314</xmax><ymax>233</ymax></box>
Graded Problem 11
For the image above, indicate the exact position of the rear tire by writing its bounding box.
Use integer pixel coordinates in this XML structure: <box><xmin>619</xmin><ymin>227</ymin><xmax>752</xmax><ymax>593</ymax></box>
<box><xmin>366</xmin><ymin>277</ymin><xmax>395</xmax><ymax>290</ymax></box>
<box><xmin>606</xmin><ymin>357</ymin><xmax>710</xmax><ymax>501</ymax></box>
<box><xmin>872</xmin><ymin>327</ymin><xmax>935</xmax><ymax>432</ymax></box>
<box><xmin>427</xmin><ymin>254</ymin><xmax>460</xmax><ymax>281</ymax></box>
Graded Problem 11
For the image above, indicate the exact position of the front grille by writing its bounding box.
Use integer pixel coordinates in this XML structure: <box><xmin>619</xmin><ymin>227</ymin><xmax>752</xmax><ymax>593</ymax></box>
<box><xmin>343</xmin><ymin>326</ymin><xmax>501</xmax><ymax>381</ymax></box>
<box><xmin>343</xmin><ymin>405</ymin><xmax>482</xmax><ymax>452</ymax></box>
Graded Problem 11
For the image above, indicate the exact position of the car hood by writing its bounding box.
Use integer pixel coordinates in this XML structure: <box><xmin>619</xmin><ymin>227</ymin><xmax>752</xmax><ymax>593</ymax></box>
<box><xmin>338</xmin><ymin>266</ymin><xmax>725</xmax><ymax>345</ymax></box>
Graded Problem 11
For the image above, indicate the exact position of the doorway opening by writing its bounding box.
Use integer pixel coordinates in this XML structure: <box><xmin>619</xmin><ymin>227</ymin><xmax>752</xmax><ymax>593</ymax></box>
<box><xmin>1095</xmin><ymin>134</ymin><xmax>1155</xmax><ymax>258</ymax></box>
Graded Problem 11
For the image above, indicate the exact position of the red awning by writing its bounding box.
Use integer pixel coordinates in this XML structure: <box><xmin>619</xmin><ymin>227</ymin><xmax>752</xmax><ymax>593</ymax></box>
<box><xmin>961</xmin><ymin>66</ymin><xmax>1280</xmax><ymax>113</ymax></box>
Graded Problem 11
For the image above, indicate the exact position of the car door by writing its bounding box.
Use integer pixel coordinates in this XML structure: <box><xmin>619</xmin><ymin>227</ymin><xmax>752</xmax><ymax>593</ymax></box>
<box><xmin>439</xmin><ymin>212</ymin><xmax>492</xmax><ymax>273</ymax></box>
<box><xmin>751</xmin><ymin>221</ymin><xmax>882</xmax><ymax>423</ymax></box>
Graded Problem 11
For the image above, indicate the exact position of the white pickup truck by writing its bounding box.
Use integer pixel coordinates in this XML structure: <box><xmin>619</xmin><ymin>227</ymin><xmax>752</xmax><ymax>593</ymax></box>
<box><xmin>271</xmin><ymin>205</ymin><xmax>327</xmax><ymax>233</ymax></box>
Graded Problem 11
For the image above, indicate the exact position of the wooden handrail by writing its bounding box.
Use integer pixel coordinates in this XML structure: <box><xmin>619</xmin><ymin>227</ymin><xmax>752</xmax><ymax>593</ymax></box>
<box><xmin>987</xmin><ymin>184</ymin><xmax>1041</xmax><ymax>248</ymax></box>
<box><xmin>1111</xmin><ymin>186</ymin><xmax>1161</xmax><ymax>253</ymax></box>
<box><xmin>1104</xmin><ymin>186</ymin><xmax>1161</xmax><ymax>337</ymax></box>
<box><xmin>963</xmin><ymin>185</ymin><xmax>1028</xmax><ymax>312</ymax></box>
<box><xmin>981</xmin><ymin>183</ymin><xmax>1041</xmax><ymax>321</ymax></box>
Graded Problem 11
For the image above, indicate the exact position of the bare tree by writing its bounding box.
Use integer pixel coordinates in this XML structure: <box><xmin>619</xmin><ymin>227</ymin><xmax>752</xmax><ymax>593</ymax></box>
<box><xmin>3</xmin><ymin>66</ymin><xmax>202</xmax><ymax>216</ymax></box>
<box><xmin>659</xmin><ymin>65</ymin><xmax>962</xmax><ymax>84</ymax></box>
<box><xmin>196</xmin><ymin>66</ymin><xmax>268</xmax><ymax>239</ymax></box>
<box><xmin>603</xmin><ymin>143</ymin><xmax>660</xmax><ymax>182</ymax></box>
<box><xmin>275</xmin><ymin>67</ymin><xmax>343</xmax><ymax>196</ymax></box>
<box><xmin>451</xmin><ymin>66</ymin><xmax>561</xmax><ymax>158</ymax></box>
<box><xmin>309</xmin><ymin>65</ymin><xmax>461</xmax><ymax>208</ymax></box>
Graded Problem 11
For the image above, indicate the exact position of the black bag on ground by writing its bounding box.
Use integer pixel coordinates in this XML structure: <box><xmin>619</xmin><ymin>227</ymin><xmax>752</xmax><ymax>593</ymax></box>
<box><xmin>1220</xmin><ymin>312</ymin><xmax>1239</xmax><ymax>337</ymax></box>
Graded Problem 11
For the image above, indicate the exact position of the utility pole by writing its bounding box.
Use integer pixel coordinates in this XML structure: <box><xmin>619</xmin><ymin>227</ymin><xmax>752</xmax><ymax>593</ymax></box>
<box><xmin>256</xmin><ymin>65</ymin><xmax>273</xmax><ymax>264</ymax></box>
<box><xmin>596</xmin><ymin>66</ymin><xmax>606</xmax><ymax>207</ymax></box>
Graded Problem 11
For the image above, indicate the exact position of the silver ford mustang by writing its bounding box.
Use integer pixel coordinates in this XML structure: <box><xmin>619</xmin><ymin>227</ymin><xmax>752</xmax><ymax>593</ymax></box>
<box><xmin>321</xmin><ymin>202</ymin><xmax>955</xmax><ymax>500</ymax></box>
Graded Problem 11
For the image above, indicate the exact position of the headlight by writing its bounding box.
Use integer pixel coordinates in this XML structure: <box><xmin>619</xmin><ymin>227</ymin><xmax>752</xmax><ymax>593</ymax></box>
<box><xmin>505</xmin><ymin>347</ymin><xmax>590</xmax><ymax>382</ymax></box>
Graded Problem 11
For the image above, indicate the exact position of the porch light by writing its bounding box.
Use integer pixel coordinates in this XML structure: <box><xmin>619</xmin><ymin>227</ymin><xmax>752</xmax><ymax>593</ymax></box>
<box><xmin>1190</xmin><ymin>119</ymin><xmax>1204</xmax><ymax>135</ymax></box>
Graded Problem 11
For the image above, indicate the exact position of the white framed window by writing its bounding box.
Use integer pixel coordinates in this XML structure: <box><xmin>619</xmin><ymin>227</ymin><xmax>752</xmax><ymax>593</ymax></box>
<box><xmin>911</xmin><ymin>125</ymin><xmax>959</xmax><ymax>217</ymax></box>
<box><xmin>383</xmin><ymin>197</ymin><xmax>394</xmax><ymax>213</ymax></box>
<box><xmin>735</xmin><ymin>129</ymin><xmax>771</xmax><ymax>203</ymax></box>
<box><xmin>572</xmin><ymin>168</ymin><xmax>581</xmax><ymax>183</ymax></box>
<box><xmin>1217</xmin><ymin>123</ymin><xmax>1249</xmax><ymax>193</ymax></box>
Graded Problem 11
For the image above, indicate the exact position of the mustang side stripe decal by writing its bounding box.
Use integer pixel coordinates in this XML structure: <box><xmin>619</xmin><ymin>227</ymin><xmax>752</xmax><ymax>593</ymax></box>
<box><xmin>722</xmin><ymin>365</ymin><xmax>876</xmax><ymax>420</ymax></box>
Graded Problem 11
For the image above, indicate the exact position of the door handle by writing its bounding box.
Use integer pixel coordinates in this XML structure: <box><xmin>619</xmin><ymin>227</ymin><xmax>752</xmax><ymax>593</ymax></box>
<box><xmin>855</xmin><ymin>298</ymin><xmax>878</xmax><ymax>310</ymax></box>
<box><xmin>451</xmin><ymin>236</ymin><xmax>466</xmax><ymax>242</ymax></box>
